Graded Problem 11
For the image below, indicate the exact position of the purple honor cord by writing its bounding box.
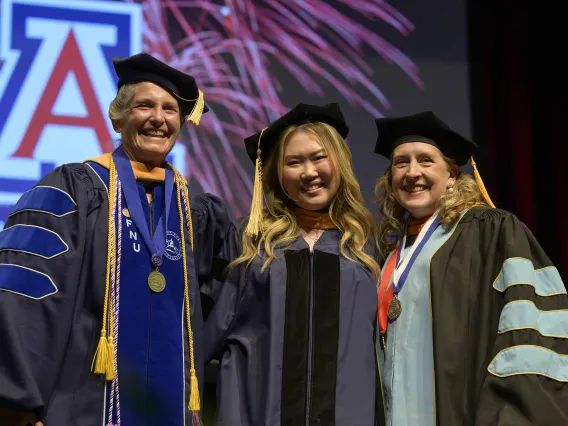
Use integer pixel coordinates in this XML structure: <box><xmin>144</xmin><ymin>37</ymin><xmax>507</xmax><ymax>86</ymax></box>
<box><xmin>112</xmin><ymin>147</ymin><xmax>174</xmax><ymax>265</ymax></box>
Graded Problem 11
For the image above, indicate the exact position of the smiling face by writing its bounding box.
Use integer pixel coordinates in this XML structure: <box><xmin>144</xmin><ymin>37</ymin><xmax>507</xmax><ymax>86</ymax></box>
<box><xmin>280</xmin><ymin>130</ymin><xmax>340</xmax><ymax>211</ymax></box>
<box><xmin>112</xmin><ymin>81</ymin><xmax>182</xmax><ymax>166</ymax></box>
<box><xmin>390</xmin><ymin>142</ymin><xmax>458</xmax><ymax>219</ymax></box>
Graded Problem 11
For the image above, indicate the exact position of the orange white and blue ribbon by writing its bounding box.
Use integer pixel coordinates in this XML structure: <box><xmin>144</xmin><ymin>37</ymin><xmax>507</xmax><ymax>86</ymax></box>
<box><xmin>378</xmin><ymin>211</ymin><xmax>441</xmax><ymax>337</ymax></box>
<box><xmin>393</xmin><ymin>211</ymin><xmax>441</xmax><ymax>295</ymax></box>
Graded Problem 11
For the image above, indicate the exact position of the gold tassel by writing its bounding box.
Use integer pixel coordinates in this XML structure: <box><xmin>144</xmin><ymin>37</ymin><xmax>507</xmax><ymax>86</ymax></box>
<box><xmin>92</xmin><ymin>332</ymin><xmax>109</xmax><ymax>375</ymax></box>
<box><xmin>471</xmin><ymin>157</ymin><xmax>496</xmax><ymax>208</ymax></box>
<box><xmin>244</xmin><ymin>128</ymin><xmax>267</xmax><ymax>237</ymax></box>
<box><xmin>189</xmin><ymin>368</ymin><xmax>201</xmax><ymax>411</ymax></box>
<box><xmin>187</xmin><ymin>90</ymin><xmax>204</xmax><ymax>126</ymax></box>
<box><xmin>105</xmin><ymin>336</ymin><xmax>117</xmax><ymax>381</ymax></box>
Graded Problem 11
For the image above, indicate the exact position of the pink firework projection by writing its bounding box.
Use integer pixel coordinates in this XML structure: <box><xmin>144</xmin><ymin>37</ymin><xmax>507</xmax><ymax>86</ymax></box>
<box><xmin>135</xmin><ymin>0</ymin><xmax>423</xmax><ymax>216</ymax></box>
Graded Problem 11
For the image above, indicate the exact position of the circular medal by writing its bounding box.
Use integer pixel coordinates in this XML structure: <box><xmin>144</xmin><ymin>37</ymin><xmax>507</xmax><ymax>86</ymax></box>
<box><xmin>151</xmin><ymin>254</ymin><xmax>163</xmax><ymax>268</ymax></box>
<box><xmin>148</xmin><ymin>270</ymin><xmax>166</xmax><ymax>293</ymax></box>
<box><xmin>387</xmin><ymin>295</ymin><xmax>402</xmax><ymax>321</ymax></box>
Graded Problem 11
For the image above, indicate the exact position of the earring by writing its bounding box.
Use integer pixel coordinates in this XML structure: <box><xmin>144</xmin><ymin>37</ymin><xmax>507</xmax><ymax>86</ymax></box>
<box><xmin>448</xmin><ymin>187</ymin><xmax>454</xmax><ymax>193</ymax></box>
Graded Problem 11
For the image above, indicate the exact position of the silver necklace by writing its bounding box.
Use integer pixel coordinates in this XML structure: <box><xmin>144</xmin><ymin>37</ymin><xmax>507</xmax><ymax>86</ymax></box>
<box><xmin>302</xmin><ymin>229</ymin><xmax>323</xmax><ymax>244</ymax></box>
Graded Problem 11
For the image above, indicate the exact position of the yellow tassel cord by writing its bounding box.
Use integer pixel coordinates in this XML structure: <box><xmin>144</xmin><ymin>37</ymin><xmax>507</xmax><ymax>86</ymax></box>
<box><xmin>106</xmin><ymin>336</ymin><xmax>116</xmax><ymax>381</ymax></box>
<box><xmin>470</xmin><ymin>157</ymin><xmax>496</xmax><ymax>208</ymax></box>
<box><xmin>92</xmin><ymin>159</ymin><xmax>199</xmax><ymax>402</ymax></box>
<box><xmin>92</xmin><ymin>158</ymin><xmax>117</xmax><ymax>380</ymax></box>
<box><xmin>187</xmin><ymin>89</ymin><xmax>205</xmax><ymax>126</ymax></box>
<box><xmin>169</xmin><ymin>166</ymin><xmax>201</xmax><ymax>417</ymax></box>
<box><xmin>244</xmin><ymin>128</ymin><xmax>267</xmax><ymax>238</ymax></box>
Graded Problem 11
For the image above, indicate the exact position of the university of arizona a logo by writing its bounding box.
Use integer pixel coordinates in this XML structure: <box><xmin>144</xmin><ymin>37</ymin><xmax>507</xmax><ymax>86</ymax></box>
<box><xmin>164</xmin><ymin>230</ymin><xmax>182</xmax><ymax>262</ymax></box>
<box><xmin>0</xmin><ymin>0</ymin><xmax>141</xmax><ymax>226</ymax></box>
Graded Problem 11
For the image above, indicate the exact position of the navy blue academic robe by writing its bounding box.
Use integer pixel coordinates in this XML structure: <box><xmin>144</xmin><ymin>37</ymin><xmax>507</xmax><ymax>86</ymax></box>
<box><xmin>0</xmin><ymin>161</ymin><xmax>233</xmax><ymax>425</ymax></box>
<box><xmin>203</xmin><ymin>226</ymin><xmax>385</xmax><ymax>426</ymax></box>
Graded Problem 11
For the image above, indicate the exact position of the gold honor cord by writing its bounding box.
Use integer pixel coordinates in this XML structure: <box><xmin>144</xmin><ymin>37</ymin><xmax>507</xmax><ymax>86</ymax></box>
<box><xmin>91</xmin><ymin>160</ymin><xmax>201</xmax><ymax>422</ymax></box>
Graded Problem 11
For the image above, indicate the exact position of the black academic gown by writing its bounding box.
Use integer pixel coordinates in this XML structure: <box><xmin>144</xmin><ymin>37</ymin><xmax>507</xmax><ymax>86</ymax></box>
<box><xmin>203</xmin><ymin>225</ymin><xmax>385</xmax><ymax>426</ymax></box>
<box><xmin>0</xmin><ymin>162</ymin><xmax>232</xmax><ymax>425</ymax></box>
<box><xmin>423</xmin><ymin>206</ymin><xmax>568</xmax><ymax>425</ymax></box>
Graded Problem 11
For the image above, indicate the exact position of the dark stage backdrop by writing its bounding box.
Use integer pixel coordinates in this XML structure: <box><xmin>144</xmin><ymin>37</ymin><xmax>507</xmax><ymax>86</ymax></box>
<box><xmin>468</xmin><ymin>0</ymin><xmax>568</xmax><ymax>277</ymax></box>
<box><xmin>0</xmin><ymin>0</ymin><xmax>471</xmax><ymax>225</ymax></box>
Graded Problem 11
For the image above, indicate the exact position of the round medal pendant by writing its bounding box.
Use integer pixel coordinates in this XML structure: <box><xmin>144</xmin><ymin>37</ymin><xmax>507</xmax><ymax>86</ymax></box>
<box><xmin>148</xmin><ymin>270</ymin><xmax>166</xmax><ymax>293</ymax></box>
<box><xmin>387</xmin><ymin>295</ymin><xmax>402</xmax><ymax>321</ymax></box>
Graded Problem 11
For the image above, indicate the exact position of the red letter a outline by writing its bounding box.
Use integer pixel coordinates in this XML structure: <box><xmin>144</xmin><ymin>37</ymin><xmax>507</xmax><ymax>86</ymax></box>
<box><xmin>14</xmin><ymin>30</ymin><xmax>114</xmax><ymax>157</ymax></box>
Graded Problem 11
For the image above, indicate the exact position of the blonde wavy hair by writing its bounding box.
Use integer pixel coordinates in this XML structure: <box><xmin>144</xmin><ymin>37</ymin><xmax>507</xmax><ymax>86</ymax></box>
<box><xmin>232</xmin><ymin>122</ymin><xmax>380</xmax><ymax>278</ymax></box>
<box><xmin>374</xmin><ymin>151</ymin><xmax>485</xmax><ymax>258</ymax></box>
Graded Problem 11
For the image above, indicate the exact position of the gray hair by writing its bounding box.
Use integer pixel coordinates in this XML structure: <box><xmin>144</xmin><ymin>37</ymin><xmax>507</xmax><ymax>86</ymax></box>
<box><xmin>108</xmin><ymin>84</ymin><xmax>136</xmax><ymax>122</ymax></box>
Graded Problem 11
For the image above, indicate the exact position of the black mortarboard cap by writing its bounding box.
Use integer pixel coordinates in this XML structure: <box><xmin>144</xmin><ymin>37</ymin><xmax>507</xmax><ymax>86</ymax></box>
<box><xmin>374</xmin><ymin>111</ymin><xmax>477</xmax><ymax>166</ymax></box>
<box><xmin>113</xmin><ymin>52</ymin><xmax>208</xmax><ymax>124</ymax></box>
<box><xmin>244</xmin><ymin>102</ymin><xmax>349</xmax><ymax>165</ymax></box>
<box><xmin>243</xmin><ymin>102</ymin><xmax>349</xmax><ymax>237</ymax></box>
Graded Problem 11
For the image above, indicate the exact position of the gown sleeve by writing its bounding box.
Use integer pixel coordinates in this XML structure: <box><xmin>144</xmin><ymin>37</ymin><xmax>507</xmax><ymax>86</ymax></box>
<box><xmin>474</xmin><ymin>209</ymin><xmax>568</xmax><ymax>425</ymax></box>
<box><xmin>189</xmin><ymin>193</ymin><xmax>236</xmax><ymax>284</ymax></box>
<box><xmin>0</xmin><ymin>164</ymin><xmax>100</xmax><ymax>418</ymax></box>
<box><xmin>189</xmin><ymin>193</ymin><xmax>240</xmax><ymax>326</ymax></box>
<box><xmin>200</xmin><ymin>218</ymin><xmax>244</xmax><ymax>363</ymax></box>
